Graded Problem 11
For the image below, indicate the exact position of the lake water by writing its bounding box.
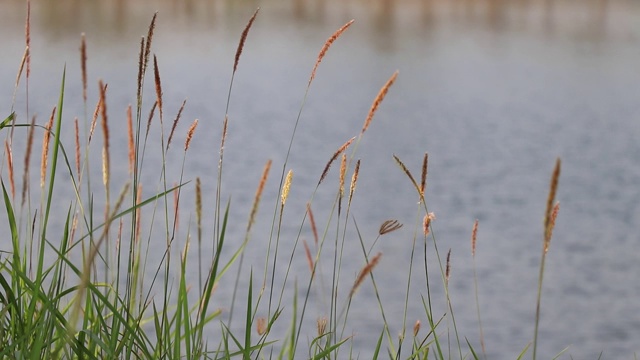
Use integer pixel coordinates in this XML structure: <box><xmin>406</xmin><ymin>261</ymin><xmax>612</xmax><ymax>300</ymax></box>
<box><xmin>1</xmin><ymin>0</ymin><xmax>640</xmax><ymax>358</ymax></box>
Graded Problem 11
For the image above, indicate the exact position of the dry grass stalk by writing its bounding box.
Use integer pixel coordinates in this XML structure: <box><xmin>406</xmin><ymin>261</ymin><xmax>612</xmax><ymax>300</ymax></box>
<box><xmin>393</xmin><ymin>154</ymin><xmax>420</xmax><ymax>196</ymax></box>
<box><xmin>74</xmin><ymin>118</ymin><xmax>80</xmax><ymax>176</ymax></box>
<box><xmin>318</xmin><ymin>136</ymin><xmax>355</xmax><ymax>186</ymax></box>
<box><xmin>413</xmin><ymin>320</ymin><xmax>421</xmax><ymax>337</ymax></box>
<box><xmin>471</xmin><ymin>219</ymin><xmax>479</xmax><ymax>257</ymax></box>
<box><xmin>317</xmin><ymin>317</ymin><xmax>328</xmax><ymax>337</ymax></box>
<box><xmin>544</xmin><ymin>158</ymin><xmax>561</xmax><ymax>250</ymax></box>
<box><xmin>153</xmin><ymin>55</ymin><xmax>163</xmax><ymax>121</ymax></box>
<box><xmin>247</xmin><ymin>159</ymin><xmax>272</xmax><ymax>232</ymax></box>
<box><xmin>21</xmin><ymin>116</ymin><xmax>36</xmax><ymax>205</ymax></box>
<box><xmin>303</xmin><ymin>239</ymin><xmax>314</xmax><ymax>277</ymax></box>
<box><xmin>350</xmin><ymin>252</ymin><xmax>382</xmax><ymax>297</ymax></box>
<box><xmin>281</xmin><ymin>169</ymin><xmax>293</xmax><ymax>207</ymax></box>
<box><xmin>184</xmin><ymin>119</ymin><xmax>198</xmax><ymax>151</ymax></box>
<box><xmin>361</xmin><ymin>70</ymin><xmax>398</xmax><ymax>134</ymax></box>
<box><xmin>420</xmin><ymin>152</ymin><xmax>428</xmax><ymax>199</ymax></box>
<box><xmin>80</xmin><ymin>33</ymin><xmax>87</xmax><ymax>103</ymax></box>
<box><xmin>348</xmin><ymin>159</ymin><xmax>360</xmax><ymax>207</ymax></box>
<box><xmin>445</xmin><ymin>249</ymin><xmax>452</xmax><ymax>284</ymax></box>
<box><xmin>307</xmin><ymin>203</ymin><xmax>319</xmax><ymax>246</ymax></box>
<box><xmin>143</xmin><ymin>13</ymin><xmax>157</xmax><ymax>76</ymax></box>
<box><xmin>40</xmin><ymin>107</ymin><xmax>55</xmax><ymax>188</ymax></box>
<box><xmin>135</xmin><ymin>184</ymin><xmax>142</xmax><ymax>243</ymax></box>
<box><xmin>308</xmin><ymin>19</ymin><xmax>354</xmax><ymax>86</ymax></box>
<box><xmin>5</xmin><ymin>141</ymin><xmax>15</xmax><ymax>199</ymax></box>
<box><xmin>422</xmin><ymin>212</ymin><xmax>435</xmax><ymax>236</ymax></box>
<box><xmin>196</xmin><ymin>178</ymin><xmax>202</xmax><ymax>242</ymax></box>
<box><xmin>545</xmin><ymin>202</ymin><xmax>560</xmax><ymax>253</ymax></box>
<box><xmin>234</xmin><ymin>8</ymin><xmax>260</xmax><ymax>73</ymax></box>
<box><xmin>256</xmin><ymin>317</ymin><xmax>267</xmax><ymax>336</ymax></box>
<box><xmin>379</xmin><ymin>219</ymin><xmax>403</xmax><ymax>235</ymax></box>
<box><xmin>127</xmin><ymin>105</ymin><xmax>134</xmax><ymax>174</ymax></box>
<box><xmin>167</xmin><ymin>99</ymin><xmax>187</xmax><ymax>150</ymax></box>
<box><xmin>173</xmin><ymin>181</ymin><xmax>180</xmax><ymax>231</ymax></box>
<box><xmin>99</xmin><ymin>80</ymin><xmax>110</xmax><ymax>189</ymax></box>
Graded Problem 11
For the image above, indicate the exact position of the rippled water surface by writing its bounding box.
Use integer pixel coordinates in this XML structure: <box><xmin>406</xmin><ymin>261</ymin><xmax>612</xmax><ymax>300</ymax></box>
<box><xmin>1</xmin><ymin>0</ymin><xmax>640</xmax><ymax>358</ymax></box>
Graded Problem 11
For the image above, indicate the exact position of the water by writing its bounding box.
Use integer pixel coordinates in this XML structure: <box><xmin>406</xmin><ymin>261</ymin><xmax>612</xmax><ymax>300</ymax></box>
<box><xmin>1</xmin><ymin>0</ymin><xmax>640</xmax><ymax>357</ymax></box>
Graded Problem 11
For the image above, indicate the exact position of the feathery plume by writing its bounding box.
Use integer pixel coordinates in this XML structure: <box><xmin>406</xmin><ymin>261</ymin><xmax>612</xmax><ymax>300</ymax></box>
<box><xmin>544</xmin><ymin>158</ymin><xmax>561</xmax><ymax>250</ymax></box>
<box><xmin>137</xmin><ymin>37</ymin><xmax>145</xmax><ymax>102</ymax></box>
<box><xmin>234</xmin><ymin>8</ymin><xmax>259</xmax><ymax>73</ymax></box>
<box><xmin>303</xmin><ymin>239</ymin><xmax>314</xmax><ymax>276</ymax></box>
<box><xmin>413</xmin><ymin>320</ymin><xmax>421</xmax><ymax>337</ymax></box>
<box><xmin>40</xmin><ymin>107</ymin><xmax>55</xmax><ymax>187</ymax></box>
<box><xmin>89</xmin><ymin>86</ymin><xmax>105</xmax><ymax>142</ymax></box>
<box><xmin>184</xmin><ymin>119</ymin><xmax>198</xmax><ymax>151</ymax></box>
<box><xmin>143</xmin><ymin>12</ymin><xmax>157</xmax><ymax>75</ymax></box>
<box><xmin>420</xmin><ymin>152</ymin><xmax>428</xmax><ymax>199</ymax></box>
<box><xmin>319</xmin><ymin>136</ymin><xmax>355</xmax><ymax>185</ymax></box>
<box><xmin>99</xmin><ymin>80</ymin><xmax>110</xmax><ymax>188</ymax></box>
<box><xmin>423</xmin><ymin>212</ymin><xmax>435</xmax><ymax>236</ymax></box>
<box><xmin>22</xmin><ymin>116</ymin><xmax>36</xmax><ymax>205</ymax></box>
<box><xmin>350</xmin><ymin>252</ymin><xmax>382</xmax><ymax>297</ymax></box>
<box><xmin>393</xmin><ymin>154</ymin><xmax>421</xmax><ymax>196</ymax></box>
<box><xmin>145</xmin><ymin>100</ymin><xmax>157</xmax><ymax>140</ymax></box>
<box><xmin>281</xmin><ymin>169</ymin><xmax>293</xmax><ymax>207</ymax></box>
<box><xmin>361</xmin><ymin>70</ymin><xmax>398</xmax><ymax>134</ymax></box>
<box><xmin>471</xmin><ymin>219</ymin><xmax>479</xmax><ymax>257</ymax></box>
<box><xmin>247</xmin><ymin>159</ymin><xmax>271</xmax><ymax>233</ymax></box>
<box><xmin>256</xmin><ymin>317</ymin><xmax>267</xmax><ymax>336</ymax></box>
<box><xmin>379</xmin><ymin>219</ymin><xmax>403</xmax><ymax>235</ymax></box>
<box><xmin>153</xmin><ymin>55</ymin><xmax>163</xmax><ymax>121</ymax></box>
<box><xmin>309</xmin><ymin>19</ymin><xmax>354</xmax><ymax>85</ymax></box>
<box><xmin>167</xmin><ymin>99</ymin><xmax>187</xmax><ymax>151</ymax></box>
<box><xmin>25</xmin><ymin>0</ymin><xmax>31</xmax><ymax>79</ymax></box>
<box><xmin>127</xmin><ymin>105</ymin><xmax>134</xmax><ymax>174</ymax></box>
<box><xmin>545</xmin><ymin>202</ymin><xmax>560</xmax><ymax>253</ymax></box>
<box><xmin>317</xmin><ymin>317</ymin><xmax>328</xmax><ymax>337</ymax></box>
<box><xmin>80</xmin><ymin>33</ymin><xmax>87</xmax><ymax>102</ymax></box>
<box><xmin>348</xmin><ymin>159</ymin><xmax>361</xmax><ymax>206</ymax></box>
<box><xmin>339</xmin><ymin>152</ymin><xmax>347</xmax><ymax>199</ymax></box>
<box><xmin>307</xmin><ymin>203</ymin><xmax>319</xmax><ymax>246</ymax></box>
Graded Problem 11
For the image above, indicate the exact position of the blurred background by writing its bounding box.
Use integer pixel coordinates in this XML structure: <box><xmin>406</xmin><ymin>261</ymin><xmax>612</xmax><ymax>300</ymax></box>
<box><xmin>1</xmin><ymin>0</ymin><xmax>640</xmax><ymax>358</ymax></box>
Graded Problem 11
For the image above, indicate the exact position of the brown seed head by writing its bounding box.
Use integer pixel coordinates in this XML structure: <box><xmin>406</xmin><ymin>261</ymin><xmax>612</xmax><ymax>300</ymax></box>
<box><xmin>545</xmin><ymin>202</ymin><xmax>560</xmax><ymax>253</ymax></box>
<box><xmin>420</xmin><ymin>152</ymin><xmax>428</xmax><ymax>200</ymax></box>
<box><xmin>234</xmin><ymin>8</ymin><xmax>259</xmax><ymax>73</ymax></box>
<box><xmin>168</xmin><ymin>99</ymin><xmax>187</xmax><ymax>151</ymax></box>
<box><xmin>445</xmin><ymin>249</ymin><xmax>452</xmax><ymax>284</ymax></box>
<box><xmin>40</xmin><ymin>107</ymin><xmax>56</xmax><ymax>188</ymax></box>
<box><xmin>413</xmin><ymin>320</ymin><xmax>421</xmax><ymax>337</ymax></box>
<box><xmin>350</xmin><ymin>252</ymin><xmax>382</xmax><ymax>297</ymax></box>
<box><xmin>309</xmin><ymin>19</ymin><xmax>354</xmax><ymax>86</ymax></box>
<box><xmin>423</xmin><ymin>212</ymin><xmax>435</xmax><ymax>237</ymax></box>
<box><xmin>307</xmin><ymin>203</ymin><xmax>319</xmax><ymax>246</ymax></box>
<box><xmin>256</xmin><ymin>317</ymin><xmax>267</xmax><ymax>336</ymax></box>
<box><xmin>185</xmin><ymin>119</ymin><xmax>198</xmax><ymax>151</ymax></box>
<box><xmin>471</xmin><ymin>219</ymin><xmax>479</xmax><ymax>257</ymax></box>
<box><xmin>153</xmin><ymin>55</ymin><xmax>163</xmax><ymax>121</ymax></box>
<box><xmin>379</xmin><ymin>219</ymin><xmax>403</xmax><ymax>235</ymax></box>
<box><xmin>317</xmin><ymin>317</ymin><xmax>328</xmax><ymax>337</ymax></box>
<box><xmin>348</xmin><ymin>159</ymin><xmax>361</xmax><ymax>206</ymax></box>
<box><xmin>361</xmin><ymin>70</ymin><xmax>398</xmax><ymax>134</ymax></box>
<box><xmin>303</xmin><ymin>239</ymin><xmax>314</xmax><ymax>277</ymax></box>
<box><xmin>22</xmin><ymin>116</ymin><xmax>36</xmax><ymax>205</ymax></box>
<box><xmin>80</xmin><ymin>33</ymin><xmax>87</xmax><ymax>102</ymax></box>
<box><xmin>247</xmin><ymin>159</ymin><xmax>271</xmax><ymax>233</ymax></box>
<box><xmin>319</xmin><ymin>136</ymin><xmax>355</xmax><ymax>186</ymax></box>
<box><xmin>544</xmin><ymin>158</ymin><xmax>561</xmax><ymax>250</ymax></box>
<box><xmin>393</xmin><ymin>154</ymin><xmax>421</xmax><ymax>197</ymax></box>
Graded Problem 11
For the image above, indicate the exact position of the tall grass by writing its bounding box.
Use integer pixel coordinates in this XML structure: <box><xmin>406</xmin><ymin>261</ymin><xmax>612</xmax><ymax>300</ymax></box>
<box><xmin>0</xmin><ymin>6</ymin><xmax>565</xmax><ymax>360</ymax></box>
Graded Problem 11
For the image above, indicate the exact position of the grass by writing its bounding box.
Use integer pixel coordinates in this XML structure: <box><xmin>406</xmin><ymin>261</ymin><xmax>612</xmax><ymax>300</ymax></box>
<box><xmin>0</xmin><ymin>5</ymin><xmax>564</xmax><ymax>360</ymax></box>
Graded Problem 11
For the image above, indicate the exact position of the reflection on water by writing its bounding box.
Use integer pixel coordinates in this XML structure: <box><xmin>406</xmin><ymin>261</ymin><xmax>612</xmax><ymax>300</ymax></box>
<box><xmin>1</xmin><ymin>0</ymin><xmax>637</xmax><ymax>45</ymax></box>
